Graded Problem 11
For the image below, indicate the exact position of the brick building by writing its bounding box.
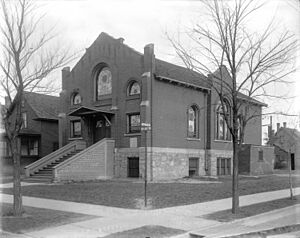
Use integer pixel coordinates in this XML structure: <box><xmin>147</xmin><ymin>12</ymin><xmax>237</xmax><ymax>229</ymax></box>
<box><xmin>25</xmin><ymin>32</ymin><xmax>269</xmax><ymax>181</ymax></box>
<box><xmin>268</xmin><ymin>123</ymin><xmax>300</xmax><ymax>170</ymax></box>
<box><xmin>2</xmin><ymin>92</ymin><xmax>59</xmax><ymax>171</ymax></box>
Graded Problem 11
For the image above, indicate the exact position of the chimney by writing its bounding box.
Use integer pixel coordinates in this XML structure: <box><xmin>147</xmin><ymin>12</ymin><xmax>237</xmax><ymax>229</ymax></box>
<box><xmin>144</xmin><ymin>44</ymin><xmax>155</xmax><ymax>73</ymax></box>
<box><xmin>283</xmin><ymin>122</ymin><xmax>287</xmax><ymax>128</ymax></box>
<box><xmin>62</xmin><ymin>67</ymin><xmax>70</xmax><ymax>90</ymax></box>
<box><xmin>277</xmin><ymin>123</ymin><xmax>280</xmax><ymax>132</ymax></box>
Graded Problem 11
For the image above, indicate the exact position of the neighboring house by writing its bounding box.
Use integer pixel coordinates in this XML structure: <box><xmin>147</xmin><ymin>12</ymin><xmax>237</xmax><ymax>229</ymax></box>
<box><xmin>25</xmin><ymin>32</ymin><xmax>271</xmax><ymax>182</ymax></box>
<box><xmin>2</xmin><ymin>92</ymin><xmax>60</xmax><ymax>170</ymax></box>
<box><xmin>268</xmin><ymin>123</ymin><xmax>300</xmax><ymax>170</ymax></box>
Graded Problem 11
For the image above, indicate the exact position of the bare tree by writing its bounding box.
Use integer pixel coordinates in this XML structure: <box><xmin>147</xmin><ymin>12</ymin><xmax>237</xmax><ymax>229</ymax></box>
<box><xmin>168</xmin><ymin>0</ymin><xmax>297</xmax><ymax>213</ymax></box>
<box><xmin>0</xmin><ymin>0</ymin><xmax>73</xmax><ymax>216</ymax></box>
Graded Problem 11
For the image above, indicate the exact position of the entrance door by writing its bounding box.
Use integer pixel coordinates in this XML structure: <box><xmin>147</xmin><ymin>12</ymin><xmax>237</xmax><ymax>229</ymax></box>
<box><xmin>94</xmin><ymin>116</ymin><xmax>111</xmax><ymax>143</ymax></box>
<box><xmin>128</xmin><ymin>157</ymin><xmax>139</xmax><ymax>178</ymax></box>
<box><xmin>291</xmin><ymin>153</ymin><xmax>295</xmax><ymax>170</ymax></box>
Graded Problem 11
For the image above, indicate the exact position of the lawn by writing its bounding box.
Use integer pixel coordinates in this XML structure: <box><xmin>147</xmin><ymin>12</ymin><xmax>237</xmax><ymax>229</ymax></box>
<box><xmin>1</xmin><ymin>174</ymin><xmax>299</xmax><ymax>209</ymax></box>
<box><xmin>203</xmin><ymin>195</ymin><xmax>300</xmax><ymax>222</ymax></box>
<box><xmin>0</xmin><ymin>203</ymin><xmax>97</xmax><ymax>234</ymax></box>
<box><xmin>102</xmin><ymin>225</ymin><xmax>186</xmax><ymax>238</ymax></box>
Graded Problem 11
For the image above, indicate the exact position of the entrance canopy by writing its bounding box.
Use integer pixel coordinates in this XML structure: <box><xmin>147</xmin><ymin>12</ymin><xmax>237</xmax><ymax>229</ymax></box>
<box><xmin>68</xmin><ymin>106</ymin><xmax>115</xmax><ymax>117</ymax></box>
<box><xmin>68</xmin><ymin>106</ymin><xmax>115</xmax><ymax>125</ymax></box>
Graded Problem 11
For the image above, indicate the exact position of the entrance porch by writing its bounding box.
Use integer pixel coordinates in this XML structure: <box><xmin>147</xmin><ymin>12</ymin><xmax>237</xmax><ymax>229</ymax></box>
<box><xmin>68</xmin><ymin>106</ymin><xmax>115</xmax><ymax>146</ymax></box>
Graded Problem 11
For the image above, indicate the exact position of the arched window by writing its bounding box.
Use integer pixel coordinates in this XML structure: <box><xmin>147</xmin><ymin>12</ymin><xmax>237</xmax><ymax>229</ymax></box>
<box><xmin>128</xmin><ymin>81</ymin><xmax>140</xmax><ymax>96</ymax></box>
<box><xmin>96</xmin><ymin>67</ymin><xmax>112</xmax><ymax>99</ymax></box>
<box><xmin>216</xmin><ymin>100</ymin><xmax>231</xmax><ymax>140</ymax></box>
<box><xmin>72</xmin><ymin>92</ymin><xmax>82</xmax><ymax>105</ymax></box>
<box><xmin>188</xmin><ymin>105</ymin><xmax>199</xmax><ymax>138</ymax></box>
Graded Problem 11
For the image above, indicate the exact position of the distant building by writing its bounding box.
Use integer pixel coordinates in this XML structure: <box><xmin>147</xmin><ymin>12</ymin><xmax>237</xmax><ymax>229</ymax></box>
<box><xmin>25</xmin><ymin>32</ymin><xmax>271</xmax><ymax>182</ymax></box>
<box><xmin>268</xmin><ymin>122</ymin><xmax>300</xmax><ymax>170</ymax></box>
<box><xmin>2</xmin><ymin>92</ymin><xmax>60</xmax><ymax>170</ymax></box>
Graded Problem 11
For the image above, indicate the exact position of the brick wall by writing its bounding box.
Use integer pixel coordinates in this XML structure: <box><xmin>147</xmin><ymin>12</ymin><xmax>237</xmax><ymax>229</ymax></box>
<box><xmin>249</xmin><ymin>145</ymin><xmax>274</xmax><ymax>175</ymax></box>
<box><xmin>54</xmin><ymin>139</ymin><xmax>115</xmax><ymax>181</ymax></box>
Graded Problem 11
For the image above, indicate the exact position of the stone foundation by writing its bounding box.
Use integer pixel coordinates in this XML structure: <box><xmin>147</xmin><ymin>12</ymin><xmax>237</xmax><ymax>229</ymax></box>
<box><xmin>115</xmin><ymin>147</ymin><xmax>206</xmax><ymax>180</ymax></box>
<box><xmin>206</xmin><ymin>149</ymin><xmax>233</xmax><ymax>176</ymax></box>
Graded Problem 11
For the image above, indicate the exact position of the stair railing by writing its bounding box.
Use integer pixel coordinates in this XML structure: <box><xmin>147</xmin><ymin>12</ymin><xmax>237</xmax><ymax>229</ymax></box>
<box><xmin>25</xmin><ymin>140</ymin><xmax>86</xmax><ymax>177</ymax></box>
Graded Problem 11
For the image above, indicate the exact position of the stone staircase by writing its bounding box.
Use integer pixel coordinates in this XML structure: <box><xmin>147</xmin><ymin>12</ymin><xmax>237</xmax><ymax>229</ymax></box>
<box><xmin>24</xmin><ymin>140</ymin><xmax>86</xmax><ymax>183</ymax></box>
<box><xmin>24</xmin><ymin>150</ymin><xmax>83</xmax><ymax>183</ymax></box>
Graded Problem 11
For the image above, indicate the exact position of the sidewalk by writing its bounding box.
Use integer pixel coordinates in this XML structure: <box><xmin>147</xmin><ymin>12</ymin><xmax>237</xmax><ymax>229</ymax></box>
<box><xmin>1</xmin><ymin>187</ymin><xmax>300</xmax><ymax>237</ymax></box>
<box><xmin>190</xmin><ymin>204</ymin><xmax>300</xmax><ymax>238</ymax></box>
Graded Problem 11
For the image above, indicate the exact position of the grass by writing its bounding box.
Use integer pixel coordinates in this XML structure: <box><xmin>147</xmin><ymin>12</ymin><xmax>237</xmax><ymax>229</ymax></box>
<box><xmin>102</xmin><ymin>225</ymin><xmax>186</xmax><ymax>238</ymax></box>
<box><xmin>203</xmin><ymin>195</ymin><xmax>300</xmax><ymax>222</ymax></box>
<box><xmin>2</xmin><ymin>174</ymin><xmax>299</xmax><ymax>209</ymax></box>
<box><xmin>0</xmin><ymin>203</ymin><xmax>97</xmax><ymax>234</ymax></box>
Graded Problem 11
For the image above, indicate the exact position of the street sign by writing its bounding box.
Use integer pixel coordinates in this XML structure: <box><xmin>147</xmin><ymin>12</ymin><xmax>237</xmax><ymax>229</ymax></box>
<box><xmin>141</xmin><ymin>123</ymin><xmax>151</xmax><ymax>127</ymax></box>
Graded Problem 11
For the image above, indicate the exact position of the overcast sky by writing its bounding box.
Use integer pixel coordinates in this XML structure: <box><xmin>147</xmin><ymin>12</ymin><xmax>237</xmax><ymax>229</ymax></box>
<box><xmin>2</xmin><ymin>0</ymin><xmax>300</xmax><ymax>132</ymax></box>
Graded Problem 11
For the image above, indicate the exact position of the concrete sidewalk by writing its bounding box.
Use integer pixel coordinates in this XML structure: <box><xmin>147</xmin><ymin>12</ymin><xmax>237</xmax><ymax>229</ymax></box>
<box><xmin>1</xmin><ymin>187</ymin><xmax>300</xmax><ymax>237</ymax></box>
<box><xmin>190</xmin><ymin>204</ymin><xmax>300</xmax><ymax>238</ymax></box>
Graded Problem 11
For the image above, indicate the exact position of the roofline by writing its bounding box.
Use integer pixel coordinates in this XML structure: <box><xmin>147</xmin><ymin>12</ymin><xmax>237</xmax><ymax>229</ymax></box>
<box><xmin>155</xmin><ymin>75</ymin><xmax>211</xmax><ymax>92</ymax></box>
<box><xmin>237</xmin><ymin>95</ymin><xmax>268</xmax><ymax>107</ymax></box>
<box><xmin>68</xmin><ymin>106</ymin><xmax>115</xmax><ymax>117</ymax></box>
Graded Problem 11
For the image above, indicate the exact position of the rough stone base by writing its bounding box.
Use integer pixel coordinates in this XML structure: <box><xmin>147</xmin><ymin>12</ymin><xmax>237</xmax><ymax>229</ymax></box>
<box><xmin>206</xmin><ymin>149</ymin><xmax>233</xmax><ymax>176</ymax></box>
<box><xmin>115</xmin><ymin>147</ymin><xmax>206</xmax><ymax>180</ymax></box>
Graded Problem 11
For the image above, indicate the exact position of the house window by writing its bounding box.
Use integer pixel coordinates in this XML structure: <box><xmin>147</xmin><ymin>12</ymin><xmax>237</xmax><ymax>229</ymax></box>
<box><xmin>21</xmin><ymin>112</ymin><xmax>27</xmax><ymax>129</ymax></box>
<box><xmin>128</xmin><ymin>157</ymin><xmax>139</xmax><ymax>178</ymax></box>
<box><xmin>216</xmin><ymin>101</ymin><xmax>230</xmax><ymax>140</ymax></box>
<box><xmin>128</xmin><ymin>81</ymin><xmax>140</xmax><ymax>96</ymax></box>
<box><xmin>128</xmin><ymin>113</ymin><xmax>140</xmax><ymax>133</ymax></box>
<box><xmin>70</xmin><ymin>120</ymin><xmax>81</xmax><ymax>138</ymax></box>
<box><xmin>21</xmin><ymin>137</ymin><xmax>39</xmax><ymax>156</ymax></box>
<box><xmin>258</xmin><ymin>149</ymin><xmax>264</xmax><ymax>161</ymax></box>
<box><xmin>96</xmin><ymin>67</ymin><xmax>112</xmax><ymax>99</ymax></box>
<box><xmin>72</xmin><ymin>93</ymin><xmax>82</xmax><ymax>105</ymax></box>
<box><xmin>188</xmin><ymin>105</ymin><xmax>199</xmax><ymax>138</ymax></box>
<box><xmin>217</xmin><ymin>157</ymin><xmax>231</xmax><ymax>175</ymax></box>
<box><xmin>189</xmin><ymin>158</ymin><xmax>199</xmax><ymax>177</ymax></box>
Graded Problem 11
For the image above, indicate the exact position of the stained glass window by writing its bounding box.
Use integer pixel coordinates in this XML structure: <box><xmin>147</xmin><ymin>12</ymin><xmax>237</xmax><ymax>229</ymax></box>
<box><xmin>188</xmin><ymin>106</ymin><xmax>199</xmax><ymax>138</ymax></box>
<box><xmin>216</xmin><ymin>101</ymin><xmax>230</xmax><ymax>140</ymax></box>
<box><xmin>73</xmin><ymin>93</ymin><xmax>82</xmax><ymax>105</ymax></box>
<box><xmin>97</xmin><ymin>67</ymin><xmax>112</xmax><ymax>98</ymax></box>
<box><xmin>128</xmin><ymin>81</ymin><xmax>140</xmax><ymax>96</ymax></box>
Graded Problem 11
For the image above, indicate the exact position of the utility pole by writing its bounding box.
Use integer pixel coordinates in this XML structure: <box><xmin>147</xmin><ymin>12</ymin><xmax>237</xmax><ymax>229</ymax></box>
<box><xmin>141</xmin><ymin>122</ymin><xmax>151</xmax><ymax>207</ymax></box>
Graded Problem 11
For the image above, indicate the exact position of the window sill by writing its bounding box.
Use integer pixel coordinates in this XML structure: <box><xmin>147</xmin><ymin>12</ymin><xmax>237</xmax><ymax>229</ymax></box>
<box><xmin>68</xmin><ymin>137</ymin><xmax>83</xmax><ymax>141</ymax></box>
<box><xmin>214</xmin><ymin>139</ymin><xmax>232</xmax><ymax>143</ymax></box>
<box><xmin>124</xmin><ymin>133</ymin><xmax>141</xmax><ymax>137</ymax></box>
<box><xmin>186</xmin><ymin>138</ymin><xmax>201</xmax><ymax>141</ymax></box>
<box><xmin>126</xmin><ymin>95</ymin><xmax>141</xmax><ymax>101</ymax></box>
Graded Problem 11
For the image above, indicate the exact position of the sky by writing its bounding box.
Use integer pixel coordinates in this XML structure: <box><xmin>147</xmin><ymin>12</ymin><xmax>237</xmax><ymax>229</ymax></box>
<box><xmin>1</xmin><ymin>0</ymin><xmax>300</xmax><ymax>135</ymax></box>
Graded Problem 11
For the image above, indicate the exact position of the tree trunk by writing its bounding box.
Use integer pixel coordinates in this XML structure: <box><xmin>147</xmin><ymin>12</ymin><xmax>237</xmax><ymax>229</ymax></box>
<box><xmin>232</xmin><ymin>138</ymin><xmax>239</xmax><ymax>214</ymax></box>
<box><xmin>12</xmin><ymin>137</ymin><xmax>23</xmax><ymax>216</ymax></box>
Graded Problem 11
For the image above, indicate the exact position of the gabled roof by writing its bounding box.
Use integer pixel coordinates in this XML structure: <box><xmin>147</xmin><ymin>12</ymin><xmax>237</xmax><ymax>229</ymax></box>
<box><xmin>24</xmin><ymin>92</ymin><xmax>60</xmax><ymax>121</ymax></box>
<box><xmin>155</xmin><ymin>59</ymin><xmax>211</xmax><ymax>90</ymax></box>
<box><xmin>277</xmin><ymin>127</ymin><xmax>300</xmax><ymax>140</ymax></box>
<box><xmin>271</xmin><ymin>127</ymin><xmax>300</xmax><ymax>151</ymax></box>
<box><xmin>72</xmin><ymin>32</ymin><xmax>210</xmax><ymax>91</ymax></box>
<box><xmin>237</xmin><ymin>92</ymin><xmax>267</xmax><ymax>107</ymax></box>
<box><xmin>211</xmin><ymin>65</ymin><xmax>267</xmax><ymax>107</ymax></box>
